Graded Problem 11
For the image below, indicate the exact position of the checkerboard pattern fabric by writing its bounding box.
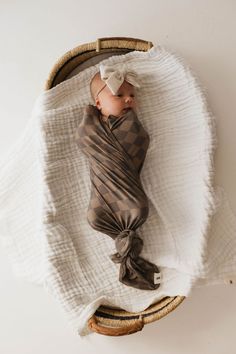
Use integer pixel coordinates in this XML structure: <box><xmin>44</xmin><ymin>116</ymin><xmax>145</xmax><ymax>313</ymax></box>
<box><xmin>75</xmin><ymin>105</ymin><xmax>160</xmax><ymax>290</ymax></box>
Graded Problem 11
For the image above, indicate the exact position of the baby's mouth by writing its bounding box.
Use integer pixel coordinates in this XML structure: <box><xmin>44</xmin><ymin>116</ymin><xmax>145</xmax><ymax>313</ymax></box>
<box><xmin>122</xmin><ymin>108</ymin><xmax>131</xmax><ymax>113</ymax></box>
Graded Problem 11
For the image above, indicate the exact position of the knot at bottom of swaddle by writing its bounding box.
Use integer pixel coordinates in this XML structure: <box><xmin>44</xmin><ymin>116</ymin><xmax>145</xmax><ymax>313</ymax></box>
<box><xmin>110</xmin><ymin>229</ymin><xmax>161</xmax><ymax>290</ymax></box>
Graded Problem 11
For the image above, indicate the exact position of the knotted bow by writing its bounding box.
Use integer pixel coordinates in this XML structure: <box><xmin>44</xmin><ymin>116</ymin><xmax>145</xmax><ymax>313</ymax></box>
<box><xmin>99</xmin><ymin>64</ymin><xmax>140</xmax><ymax>95</ymax></box>
<box><xmin>110</xmin><ymin>229</ymin><xmax>143</xmax><ymax>263</ymax></box>
<box><xmin>110</xmin><ymin>229</ymin><xmax>161</xmax><ymax>290</ymax></box>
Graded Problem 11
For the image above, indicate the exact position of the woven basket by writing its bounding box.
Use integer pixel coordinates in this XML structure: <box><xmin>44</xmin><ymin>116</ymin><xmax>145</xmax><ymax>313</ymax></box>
<box><xmin>45</xmin><ymin>36</ymin><xmax>185</xmax><ymax>336</ymax></box>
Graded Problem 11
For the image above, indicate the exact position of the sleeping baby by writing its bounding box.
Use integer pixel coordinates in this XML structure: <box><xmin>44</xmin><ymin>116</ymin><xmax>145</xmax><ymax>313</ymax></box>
<box><xmin>75</xmin><ymin>64</ymin><xmax>161</xmax><ymax>290</ymax></box>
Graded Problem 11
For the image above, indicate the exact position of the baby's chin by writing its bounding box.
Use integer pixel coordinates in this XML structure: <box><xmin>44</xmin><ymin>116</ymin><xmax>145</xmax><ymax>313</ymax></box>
<box><xmin>115</xmin><ymin>107</ymin><xmax>134</xmax><ymax>117</ymax></box>
<box><xmin>121</xmin><ymin>108</ymin><xmax>132</xmax><ymax>114</ymax></box>
<box><xmin>102</xmin><ymin>107</ymin><xmax>136</xmax><ymax>119</ymax></box>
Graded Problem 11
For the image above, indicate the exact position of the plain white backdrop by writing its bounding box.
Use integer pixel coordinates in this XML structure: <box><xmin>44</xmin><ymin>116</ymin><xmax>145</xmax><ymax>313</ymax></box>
<box><xmin>0</xmin><ymin>1</ymin><xmax>236</xmax><ymax>353</ymax></box>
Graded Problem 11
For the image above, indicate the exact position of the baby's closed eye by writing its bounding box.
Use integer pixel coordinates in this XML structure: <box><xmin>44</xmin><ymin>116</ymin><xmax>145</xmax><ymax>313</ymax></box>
<box><xmin>116</xmin><ymin>94</ymin><xmax>135</xmax><ymax>98</ymax></box>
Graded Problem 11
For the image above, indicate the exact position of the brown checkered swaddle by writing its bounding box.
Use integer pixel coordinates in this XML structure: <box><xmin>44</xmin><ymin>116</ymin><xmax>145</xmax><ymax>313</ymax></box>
<box><xmin>75</xmin><ymin>104</ymin><xmax>160</xmax><ymax>290</ymax></box>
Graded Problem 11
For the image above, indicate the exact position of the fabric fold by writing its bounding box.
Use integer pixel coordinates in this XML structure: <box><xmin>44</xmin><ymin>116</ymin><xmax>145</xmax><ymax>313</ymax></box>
<box><xmin>110</xmin><ymin>229</ymin><xmax>161</xmax><ymax>290</ymax></box>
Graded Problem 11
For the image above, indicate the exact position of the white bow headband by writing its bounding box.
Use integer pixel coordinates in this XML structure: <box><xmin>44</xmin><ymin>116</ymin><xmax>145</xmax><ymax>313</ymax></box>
<box><xmin>95</xmin><ymin>64</ymin><xmax>140</xmax><ymax>97</ymax></box>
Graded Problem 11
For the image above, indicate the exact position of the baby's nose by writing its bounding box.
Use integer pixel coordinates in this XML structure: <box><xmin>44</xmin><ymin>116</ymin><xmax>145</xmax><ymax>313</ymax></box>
<box><xmin>125</xmin><ymin>96</ymin><xmax>133</xmax><ymax>104</ymax></box>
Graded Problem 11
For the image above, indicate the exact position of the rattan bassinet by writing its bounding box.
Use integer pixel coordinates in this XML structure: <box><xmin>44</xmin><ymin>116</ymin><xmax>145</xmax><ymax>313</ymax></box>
<box><xmin>45</xmin><ymin>36</ymin><xmax>185</xmax><ymax>336</ymax></box>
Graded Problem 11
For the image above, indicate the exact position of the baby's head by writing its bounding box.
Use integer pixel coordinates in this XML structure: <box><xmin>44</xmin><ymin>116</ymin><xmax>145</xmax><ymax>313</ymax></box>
<box><xmin>90</xmin><ymin>69</ymin><xmax>138</xmax><ymax>118</ymax></box>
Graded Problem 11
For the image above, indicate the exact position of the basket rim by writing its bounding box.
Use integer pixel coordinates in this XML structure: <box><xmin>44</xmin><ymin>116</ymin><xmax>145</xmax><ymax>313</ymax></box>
<box><xmin>45</xmin><ymin>36</ymin><xmax>153</xmax><ymax>90</ymax></box>
<box><xmin>88</xmin><ymin>296</ymin><xmax>186</xmax><ymax>336</ymax></box>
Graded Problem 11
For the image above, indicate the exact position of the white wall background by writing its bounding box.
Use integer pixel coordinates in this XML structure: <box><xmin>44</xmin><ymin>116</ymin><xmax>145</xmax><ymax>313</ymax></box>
<box><xmin>0</xmin><ymin>1</ymin><xmax>236</xmax><ymax>353</ymax></box>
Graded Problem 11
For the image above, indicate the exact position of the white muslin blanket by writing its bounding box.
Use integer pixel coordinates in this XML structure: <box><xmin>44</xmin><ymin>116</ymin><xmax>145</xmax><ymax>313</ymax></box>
<box><xmin>0</xmin><ymin>46</ymin><xmax>236</xmax><ymax>337</ymax></box>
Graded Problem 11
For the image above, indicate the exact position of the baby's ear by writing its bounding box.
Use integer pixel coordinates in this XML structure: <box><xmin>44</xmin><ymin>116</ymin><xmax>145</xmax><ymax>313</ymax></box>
<box><xmin>95</xmin><ymin>97</ymin><xmax>101</xmax><ymax>110</ymax></box>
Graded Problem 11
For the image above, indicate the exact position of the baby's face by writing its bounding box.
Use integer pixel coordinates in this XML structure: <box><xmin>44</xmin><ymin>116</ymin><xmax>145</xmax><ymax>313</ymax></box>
<box><xmin>95</xmin><ymin>81</ymin><xmax>137</xmax><ymax>118</ymax></box>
